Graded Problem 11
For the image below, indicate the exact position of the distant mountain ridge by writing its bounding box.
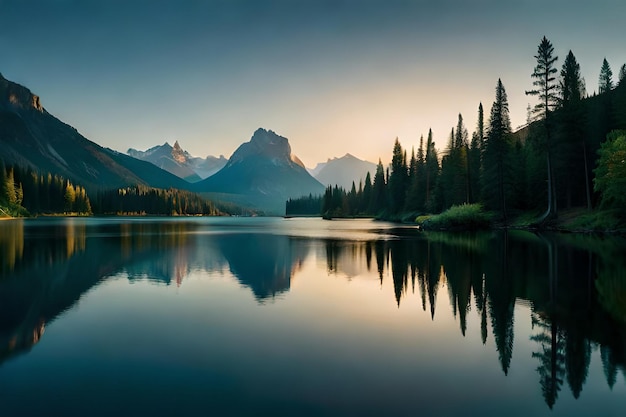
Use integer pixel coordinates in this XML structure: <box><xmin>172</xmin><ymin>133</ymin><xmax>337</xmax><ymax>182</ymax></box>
<box><xmin>193</xmin><ymin>128</ymin><xmax>324</xmax><ymax>213</ymax></box>
<box><xmin>0</xmin><ymin>72</ymin><xmax>191</xmax><ymax>192</ymax></box>
<box><xmin>127</xmin><ymin>141</ymin><xmax>227</xmax><ymax>182</ymax></box>
<box><xmin>311</xmin><ymin>153</ymin><xmax>377</xmax><ymax>190</ymax></box>
<box><xmin>0</xmin><ymin>73</ymin><xmax>324</xmax><ymax>215</ymax></box>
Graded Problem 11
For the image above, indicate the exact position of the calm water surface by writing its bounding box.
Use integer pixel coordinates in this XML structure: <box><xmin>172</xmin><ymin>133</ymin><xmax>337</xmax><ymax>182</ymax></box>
<box><xmin>1</xmin><ymin>217</ymin><xmax>626</xmax><ymax>416</ymax></box>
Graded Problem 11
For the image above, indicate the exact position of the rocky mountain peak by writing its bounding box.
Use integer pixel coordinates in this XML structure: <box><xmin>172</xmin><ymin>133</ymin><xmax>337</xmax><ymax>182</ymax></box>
<box><xmin>0</xmin><ymin>72</ymin><xmax>44</xmax><ymax>112</ymax></box>
<box><xmin>228</xmin><ymin>128</ymin><xmax>302</xmax><ymax>168</ymax></box>
<box><xmin>250</xmin><ymin>128</ymin><xmax>290</xmax><ymax>152</ymax></box>
<box><xmin>171</xmin><ymin>140</ymin><xmax>187</xmax><ymax>164</ymax></box>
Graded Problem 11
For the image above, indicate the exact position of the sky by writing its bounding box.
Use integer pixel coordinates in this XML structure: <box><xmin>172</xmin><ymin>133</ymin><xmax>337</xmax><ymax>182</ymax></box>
<box><xmin>1</xmin><ymin>0</ymin><xmax>625</xmax><ymax>167</ymax></box>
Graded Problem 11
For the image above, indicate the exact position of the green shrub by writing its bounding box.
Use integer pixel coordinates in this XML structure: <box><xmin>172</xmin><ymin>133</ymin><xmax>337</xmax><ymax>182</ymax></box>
<box><xmin>565</xmin><ymin>209</ymin><xmax>625</xmax><ymax>232</ymax></box>
<box><xmin>594</xmin><ymin>130</ymin><xmax>626</xmax><ymax>209</ymax></box>
<box><xmin>416</xmin><ymin>204</ymin><xmax>493</xmax><ymax>230</ymax></box>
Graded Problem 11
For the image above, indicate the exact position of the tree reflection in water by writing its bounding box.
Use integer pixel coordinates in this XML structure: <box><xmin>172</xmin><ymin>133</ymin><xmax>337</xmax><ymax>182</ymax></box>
<box><xmin>1</xmin><ymin>219</ymin><xmax>625</xmax><ymax>410</ymax></box>
<box><xmin>322</xmin><ymin>230</ymin><xmax>626</xmax><ymax>407</ymax></box>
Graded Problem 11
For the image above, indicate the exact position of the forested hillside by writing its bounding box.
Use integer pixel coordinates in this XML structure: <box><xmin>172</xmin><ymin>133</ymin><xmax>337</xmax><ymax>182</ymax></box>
<box><xmin>290</xmin><ymin>37</ymin><xmax>626</xmax><ymax>227</ymax></box>
<box><xmin>0</xmin><ymin>162</ymin><xmax>235</xmax><ymax>217</ymax></box>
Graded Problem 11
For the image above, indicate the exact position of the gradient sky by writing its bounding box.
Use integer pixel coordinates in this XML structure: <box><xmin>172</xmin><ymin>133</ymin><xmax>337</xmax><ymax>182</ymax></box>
<box><xmin>2</xmin><ymin>0</ymin><xmax>625</xmax><ymax>167</ymax></box>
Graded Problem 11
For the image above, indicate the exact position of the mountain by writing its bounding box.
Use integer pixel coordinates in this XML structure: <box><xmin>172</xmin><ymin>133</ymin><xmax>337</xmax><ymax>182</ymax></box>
<box><xmin>312</xmin><ymin>153</ymin><xmax>377</xmax><ymax>190</ymax></box>
<box><xmin>0</xmin><ymin>72</ymin><xmax>191</xmax><ymax>191</ymax></box>
<box><xmin>193</xmin><ymin>128</ymin><xmax>324</xmax><ymax>214</ymax></box>
<box><xmin>127</xmin><ymin>141</ymin><xmax>227</xmax><ymax>182</ymax></box>
<box><xmin>307</xmin><ymin>161</ymin><xmax>327</xmax><ymax>177</ymax></box>
<box><xmin>187</xmin><ymin>154</ymin><xmax>228</xmax><ymax>179</ymax></box>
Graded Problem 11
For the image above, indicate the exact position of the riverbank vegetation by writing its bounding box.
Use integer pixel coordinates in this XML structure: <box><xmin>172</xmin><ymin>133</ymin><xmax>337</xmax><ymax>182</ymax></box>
<box><xmin>1</xmin><ymin>161</ymin><xmax>91</xmax><ymax>217</ymax></box>
<box><xmin>416</xmin><ymin>204</ymin><xmax>493</xmax><ymax>231</ymax></box>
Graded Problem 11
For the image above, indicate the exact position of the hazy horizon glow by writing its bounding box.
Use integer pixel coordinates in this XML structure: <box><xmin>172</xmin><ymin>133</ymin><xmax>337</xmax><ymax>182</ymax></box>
<box><xmin>2</xmin><ymin>0</ymin><xmax>625</xmax><ymax>166</ymax></box>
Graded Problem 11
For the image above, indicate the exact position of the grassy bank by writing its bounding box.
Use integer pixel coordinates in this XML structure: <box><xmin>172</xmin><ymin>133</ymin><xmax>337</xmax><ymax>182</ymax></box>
<box><xmin>415</xmin><ymin>204</ymin><xmax>493</xmax><ymax>231</ymax></box>
<box><xmin>0</xmin><ymin>204</ymin><xmax>29</xmax><ymax>218</ymax></box>
<box><xmin>413</xmin><ymin>204</ymin><xmax>625</xmax><ymax>234</ymax></box>
<box><xmin>546</xmin><ymin>208</ymin><xmax>626</xmax><ymax>233</ymax></box>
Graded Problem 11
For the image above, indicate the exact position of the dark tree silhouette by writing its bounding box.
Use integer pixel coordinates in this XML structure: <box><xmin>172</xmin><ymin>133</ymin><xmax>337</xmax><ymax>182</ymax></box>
<box><xmin>599</xmin><ymin>58</ymin><xmax>614</xmax><ymax>94</ymax></box>
<box><xmin>482</xmin><ymin>79</ymin><xmax>512</xmax><ymax>221</ymax></box>
<box><xmin>388</xmin><ymin>138</ymin><xmax>409</xmax><ymax>214</ymax></box>
<box><xmin>558</xmin><ymin>50</ymin><xmax>591</xmax><ymax>209</ymax></box>
<box><xmin>526</xmin><ymin>36</ymin><xmax>559</xmax><ymax>222</ymax></box>
<box><xmin>424</xmin><ymin>129</ymin><xmax>440</xmax><ymax>212</ymax></box>
<box><xmin>619</xmin><ymin>63</ymin><xmax>626</xmax><ymax>86</ymax></box>
<box><xmin>370</xmin><ymin>159</ymin><xmax>387</xmax><ymax>214</ymax></box>
<box><xmin>468</xmin><ymin>103</ymin><xmax>484</xmax><ymax>204</ymax></box>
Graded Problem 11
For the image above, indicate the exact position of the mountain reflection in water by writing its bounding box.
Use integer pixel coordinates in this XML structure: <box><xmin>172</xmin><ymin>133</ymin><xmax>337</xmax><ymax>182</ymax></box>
<box><xmin>1</xmin><ymin>218</ymin><xmax>625</xmax><ymax>414</ymax></box>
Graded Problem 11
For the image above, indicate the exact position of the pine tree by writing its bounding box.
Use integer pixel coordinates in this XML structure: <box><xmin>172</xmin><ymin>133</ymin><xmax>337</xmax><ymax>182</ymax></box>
<box><xmin>527</xmin><ymin>37</ymin><xmax>560</xmax><ymax>119</ymax></box>
<box><xmin>362</xmin><ymin>172</ymin><xmax>372</xmax><ymax>213</ymax></box>
<box><xmin>405</xmin><ymin>136</ymin><xmax>427</xmax><ymax>212</ymax></box>
<box><xmin>64</xmin><ymin>181</ymin><xmax>76</xmax><ymax>212</ymax></box>
<box><xmin>440</xmin><ymin>128</ymin><xmax>456</xmax><ymax>209</ymax></box>
<box><xmin>559</xmin><ymin>50</ymin><xmax>591</xmax><ymax>209</ymax></box>
<box><xmin>416</xmin><ymin>135</ymin><xmax>426</xmax><ymax>209</ymax></box>
<box><xmin>424</xmin><ymin>129</ymin><xmax>440</xmax><ymax>212</ymax></box>
<box><xmin>619</xmin><ymin>63</ymin><xmax>626</xmax><ymax>86</ymax></box>
<box><xmin>468</xmin><ymin>103</ymin><xmax>483</xmax><ymax>203</ymax></box>
<box><xmin>483</xmin><ymin>79</ymin><xmax>512</xmax><ymax>220</ymax></box>
<box><xmin>370</xmin><ymin>159</ymin><xmax>387</xmax><ymax>214</ymax></box>
<box><xmin>455</xmin><ymin>113</ymin><xmax>470</xmax><ymax>203</ymax></box>
<box><xmin>560</xmin><ymin>51</ymin><xmax>584</xmax><ymax>105</ymax></box>
<box><xmin>440</xmin><ymin>118</ymin><xmax>469</xmax><ymax>209</ymax></box>
<box><xmin>526</xmin><ymin>36</ymin><xmax>559</xmax><ymax>221</ymax></box>
<box><xmin>348</xmin><ymin>181</ymin><xmax>358</xmax><ymax>215</ymax></box>
<box><xmin>404</xmin><ymin>147</ymin><xmax>419</xmax><ymax>212</ymax></box>
<box><xmin>388</xmin><ymin>138</ymin><xmax>408</xmax><ymax>214</ymax></box>
<box><xmin>598</xmin><ymin>58</ymin><xmax>614</xmax><ymax>94</ymax></box>
<box><xmin>477</xmin><ymin>102</ymin><xmax>485</xmax><ymax>146</ymax></box>
<box><xmin>6</xmin><ymin>169</ymin><xmax>17</xmax><ymax>205</ymax></box>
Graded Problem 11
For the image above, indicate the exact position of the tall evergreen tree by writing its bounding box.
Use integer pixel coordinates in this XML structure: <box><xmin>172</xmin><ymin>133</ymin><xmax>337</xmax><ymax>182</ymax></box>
<box><xmin>483</xmin><ymin>79</ymin><xmax>512</xmax><ymax>220</ymax></box>
<box><xmin>408</xmin><ymin>147</ymin><xmax>417</xmax><ymax>180</ymax></box>
<box><xmin>370</xmin><ymin>159</ymin><xmax>387</xmax><ymax>214</ymax></box>
<box><xmin>405</xmin><ymin>136</ymin><xmax>427</xmax><ymax>212</ymax></box>
<box><xmin>456</xmin><ymin>113</ymin><xmax>470</xmax><ymax>203</ymax></box>
<box><xmin>477</xmin><ymin>103</ymin><xmax>485</xmax><ymax>147</ymax></box>
<box><xmin>455</xmin><ymin>114</ymin><xmax>469</xmax><ymax>149</ymax></box>
<box><xmin>361</xmin><ymin>172</ymin><xmax>373</xmax><ymax>213</ymax></box>
<box><xmin>526</xmin><ymin>36</ymin><xmax>559</xmax><ymax>221</ymax></box>
<box><xmin>405</xmin><ymin>147</ymin><xmax>418</xmax><ymax>212</ymax></box>
<box><xmin>599</xmin><ymin>58</ymin><xmax>614</xmax><ymax>94</ymax></box>
<box><xmin>560</xmin><ymin>51</ymin><xmax>584</xmax><ymax>105</ymax></box>
<box><xmin>5</xmin><ymin>169</ymin><xmax>17</xmax><ymax>205</ymax></box>
<box><xmin>440</xmin><ymin>128</ymin><xmax>456</xmax><ymax>209</ymax></box>
<box><xmin>559</xmin><ymin>50</ymin><xmax>591</xmax><ymax>209</ymax></box>
<box><xmin>527</xmin><ymin>37</ymin><xmax>560</xmax><ymax>120</ymax></box>
<box><xmin>424</xmin><ymin>129</ymin><xmax>440</xmax><ymax>212</ymax></box>
<box><xmin>388</xmin><ymin>138</ymin><xmax>408</xmax><ymax>214</ymax></box>
<box><xmin>416</xmin><ymin>135</ymin><xmax>426</xmax><ymax>210</ymax></box>
<box><xmin>441</xmin><ymin>116</ymin><xmax>471</xmax><ymax>209</ymax></box>
<box><xmin>619</xmin><ymin>63</ymin><xmax>626</xmax><ymax>86</ymax></box>
<box><xmin>468</xmin><ymin>103</ymin><xmax>483</xmax><ymax>204</ymax></box>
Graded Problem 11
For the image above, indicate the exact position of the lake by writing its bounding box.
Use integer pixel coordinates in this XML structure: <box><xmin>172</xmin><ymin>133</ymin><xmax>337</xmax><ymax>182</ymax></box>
<box><xmin>1</xmin><ymin>217</ymin><xmax>625</xmax><ymax>416</ymax></box>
